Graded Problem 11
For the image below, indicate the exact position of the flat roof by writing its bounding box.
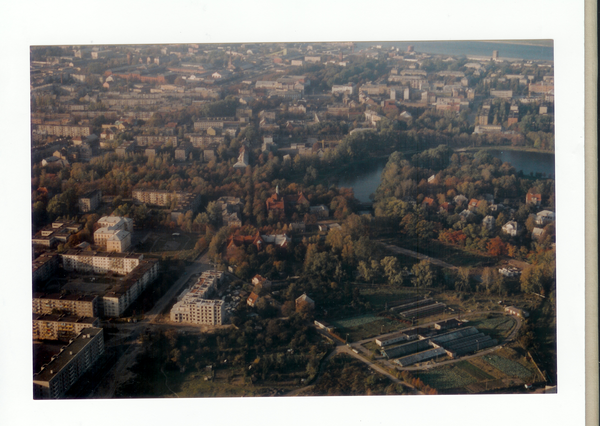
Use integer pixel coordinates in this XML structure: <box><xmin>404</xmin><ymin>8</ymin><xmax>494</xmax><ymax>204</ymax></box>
<box><xmin>33</xmin><ymin>328</ymin><xmax>103</xmax><ymax>382</ymax></box>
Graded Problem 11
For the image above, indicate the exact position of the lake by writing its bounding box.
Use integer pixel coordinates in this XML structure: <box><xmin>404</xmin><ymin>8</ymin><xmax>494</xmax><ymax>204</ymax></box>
<box><xmin>338</xmin><ymin>150</ymin><xmax>555</xmax><ymax>203</ymax></box>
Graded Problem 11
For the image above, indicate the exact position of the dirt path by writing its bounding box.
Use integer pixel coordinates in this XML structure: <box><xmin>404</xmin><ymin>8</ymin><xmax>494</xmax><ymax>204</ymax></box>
<box><xmin>380</xmin><ymin>242</ymin><xmax>457</xmax><ymax>270</ymax></box>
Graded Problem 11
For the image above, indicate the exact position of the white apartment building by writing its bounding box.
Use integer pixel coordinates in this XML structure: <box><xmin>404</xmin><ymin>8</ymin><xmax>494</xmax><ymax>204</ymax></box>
<box><xmin>170</xmin><ymin>271</ymin><xmax>225</xmax><ymax>325</ymax></box>
<box><xmin>61</xmin><ymin>250</ymin><xmax>142</xmax><ymax>275</ymax></box>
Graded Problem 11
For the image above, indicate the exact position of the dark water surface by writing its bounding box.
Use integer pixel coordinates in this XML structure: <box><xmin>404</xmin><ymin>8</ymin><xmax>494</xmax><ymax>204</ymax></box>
<box><xmin>338</xmin><ymin>150</ymin><xmax>555</xmax><ymax>203</ymax></box>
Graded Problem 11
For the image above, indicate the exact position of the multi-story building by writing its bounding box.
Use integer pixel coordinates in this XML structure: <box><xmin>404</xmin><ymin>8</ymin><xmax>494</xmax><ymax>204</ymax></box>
<box><xmin>193</xmin><ymin>117</ymin><xmax>237</xmax><ymax>131</ymax></box>
<box><xmin>170</xmin><ymin>271</ymin><xmax>225</xmax><ymax>325</ymax></box>
<box><xmin>102</xmin><ymin>259</ymin><xmax>159</xmax><ymax>317</ymax></box>
<box><xmin>61</xmin><ymin>250</ymin><xmax>142</xmax><ymax>275</ymax></box>
<box><xmin>33</xmin><ymin>294</ymin><xmax>99</xmax><ymax>318</ymax></box>
<box><xmin>33</xmin><ymin>313</ymin><xmax>99</xmax><ymax>341</ymax></box>
<box><xmin>33</xmin><ymin>328</ymin><xmax>104</xmax><ymax>399</ymax></box>
<box><xmin>132</xmin><ymin>189</ymin><xmax>201</xmax><ymax>221</ymax></box>
<box><xmin>78</xmin><ymin>189</ymin><xmax>102</xmax><ymax>213</ymax></box>
<box><xmin>33</xmin><ymin>253</ymin><xmax>59</xmax><ymax>283</ymax></box>
<box><xmin>59</xmin><ymin>250</ymin><xmax>158</xmax><ymax>317</ymax></box>
<box><xmin>331</xmin><ymin>83</ymin><xmax>355</xmax><ymax>95</ymax></box>
<box><xmin>94</xmin><ymin>216</ymin><xmax>133</xmax><ymax>253</ymax></box>
<box><xmin>134</xmin><ymin>135</ymin><xmax>178</xmax><ymax>147</ymax></box>
<box><xmin>36</xmin><ymin>125</ymin><xmax>92</xmax><ymax>137</ymax></box>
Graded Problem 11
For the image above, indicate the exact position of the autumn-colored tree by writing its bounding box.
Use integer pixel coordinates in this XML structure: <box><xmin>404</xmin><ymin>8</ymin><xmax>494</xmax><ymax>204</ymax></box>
<box><xmin>487</xmin><ymin>236</ymin><xmax>507</xmax><ymax>257</ymax></box>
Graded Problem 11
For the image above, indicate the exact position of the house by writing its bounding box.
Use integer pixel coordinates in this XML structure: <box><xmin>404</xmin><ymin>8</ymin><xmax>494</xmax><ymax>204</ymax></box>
<box><xmin>439</xmin><ymin>202</ymin><xmax>453</xmax><ymax>213</ymax></box>
<box><xmin>526</xmin><ymin>191</ymin><xmax>542</xmax><ymax>206</ymax></box>
<box><xmin>459</xmin><ymin>209</ymin><xmax>475</xmax><ymax>222</ymax></box>
<box><xmin>454</xmin><ymin>194</ymin><xmax>468</xmax><ymax>205</ymax></box>
<box><xmin>309</xmin><ymin>205</ymin><xmax>329</xmax><ymax>218</ymax></box>
<box><xmin>422</xmin><ymin>197</ymin><xmax>437</xmax><ymax>210</ymax></box>
<box><xmin>468</xmin><ymin>198</ymin><xmax>479</xmax><ymax>210</ymax></box>
<box><xmin>482</xmin><ymin>215</ymin><xmax>496</xmax><ymax>230</ymax></box>
<box><xmin>252</xmin><ymin>275</ymin><xmax>272</xmax><ymax>291</ymax></box>
<box><xmin>505</xmin><ymin>306</ymin><xmax>529</xmax><ymax>318</ymax></box>
<box><xmin>535</xmin><ymin>210</ymin><xmax>555</xmax><ymax>225</ymax></box>
<box><xmin>499</xmin><ymin>267</ymin><xmax>521</xmax><ymax>277</ymax></box>
<box><xmin>295</xmin><ymin>293</ymin><xmax>315</xmax><ymax>311</ymax></box>
<box><xmin>502</xmin><ymin>221</ymin><xmax>520</xmax><ymax>237</ymax></box>
<box><xmin>532</xmin><ymin>227</ymin><xmax>545</xmax><ymax>241</ymax></box>
<box><xmin>247</xmin><ymin>292</ymin><xmax>260</xmax><ymax>307</ymax></box>
<box><xmin>266</xmin><ymin>186</ymin><xmax>285</xmax><ymax>216</ymax></box>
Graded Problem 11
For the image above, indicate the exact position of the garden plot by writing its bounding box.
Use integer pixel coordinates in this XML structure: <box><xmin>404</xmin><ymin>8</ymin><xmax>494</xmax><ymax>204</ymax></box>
<box><xmin>330</xmin><ymin>315</ymin><xmax>404</xmax><ymax>341</ymax></box>
<box><xmin>415</xmin><ymin>365</ymin><xmax>477</xmax><ymax>390</ymax></box>
<box><xmin>482</xmin><ymin>355</ymin><xmax>535</xmax><ymax>381</ymax></box>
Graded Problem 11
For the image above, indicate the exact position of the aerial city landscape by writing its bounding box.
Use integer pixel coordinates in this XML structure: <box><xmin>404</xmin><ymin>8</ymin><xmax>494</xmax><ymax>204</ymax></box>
<box><xmin>30</xmin><ymin>40</ymin><xmax>556</xmax><ymax>399</ymax></box>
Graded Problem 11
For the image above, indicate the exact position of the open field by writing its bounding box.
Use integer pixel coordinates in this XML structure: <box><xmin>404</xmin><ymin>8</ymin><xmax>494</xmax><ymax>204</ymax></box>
<box><xmin>415</xmin><ymin>365</ymin><xmax>477</xmax><ymax>390</ymax></box>
<box><xmin>358</xmin><ymin>287</ymin><xmax>426</xmax><ymax>311</ymax></box>
<box><xmin>136</xmin><ymin>231</ymin><xmax>196</xmax><ymax>254</ymax></box>
<box><xmin>468</xmin><ymin>315</ymin><xmax>517</xmax><ymax>341</ymax></box>
<box><xmin>412</xmin><ymin>346</ymin><xmax>540</xmax><ymax>393</ymax></box>
<box><xmin>330</xmin><ymin>314</ymin><xmax>407</xmax><ymax>341</ymax></box>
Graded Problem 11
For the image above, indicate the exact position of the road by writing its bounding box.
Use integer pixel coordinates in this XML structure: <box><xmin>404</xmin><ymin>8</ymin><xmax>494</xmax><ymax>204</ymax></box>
<box><xmin>287</xmin><ymin>341</ymin><xmax>422</xmax><ymax>396</ymax></box>
<box><xmin>380</xmin><ymin>242</ymin><xmax>457</xmax><ymax>270</ymax></box>
<box><xmin>89</xmin><ymin>251</ymin><xmax>212</xmax><ymax>398</ymax></box>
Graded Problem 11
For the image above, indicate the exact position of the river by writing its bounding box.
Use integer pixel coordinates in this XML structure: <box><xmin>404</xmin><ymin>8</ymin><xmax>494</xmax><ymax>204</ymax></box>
<box><xmin>338</xmin><ymin>150</ymin><xmax>555</xmax><ymax>203</ymax></box>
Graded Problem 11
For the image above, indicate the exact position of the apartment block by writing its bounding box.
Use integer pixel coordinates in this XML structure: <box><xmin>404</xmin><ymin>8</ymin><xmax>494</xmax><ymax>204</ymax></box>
<box><xmin>33</xmin><ymin>328</ymin><xmax>104</xmax><ymax>399</ymax></box>
<box><xmin>33</xmin><ymin>293</ymin><xmax>99</xmax><ymax>318</ymax></box>
<box><xmin>170</xmin><ymin>271</ymin><xmax>225</xmax><ymax>325</ymax></box>
<box><xmin>33</xmin><ymin>313</ymin><xmax>99</xmax><ymax>341</ymax></box>
<box><xmin>78</xmin><ymin>189</ymin><xmax>102</xmax><ymax>213</ymax></box>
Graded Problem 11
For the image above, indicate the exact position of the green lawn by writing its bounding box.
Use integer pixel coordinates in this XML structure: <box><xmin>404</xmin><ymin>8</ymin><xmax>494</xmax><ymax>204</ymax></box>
<box><xmin>469</xmin><ymin>315</ymin><xmax>517</xmax><ymax>341</ymax></box>
<box><xmin>415</xmin><ymin>365</ymin><xmax>477</xmax><ymax>390</ymax></box>
<box><xmin>455</xmin><ymin>361</ymin><xmax>495</xmax><ymax>381</ymax></box>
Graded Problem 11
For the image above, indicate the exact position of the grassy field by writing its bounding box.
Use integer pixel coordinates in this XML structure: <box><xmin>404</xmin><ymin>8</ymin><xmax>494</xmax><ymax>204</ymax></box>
<box><xmin>468</xmin><ymin>315</ymin><xmax>517</xmax><ymax>341</ymax></box>
<box><xmin>388</xmin><ymin>236</ymin><xmax>496</xmax><ymax>268</ymax></box>
<box><xmin>415</xmin><ymin>365</ymin><xmax>477</xmax><ymax>390</ymax></box>
<box><xmin>455</xmin><ymin>361</ymin><xmax>495</xmax><ymax>381</ymax></box>
<box><xmin>330</xmin><ymin>314</ymin><xmax>406</xmax><ymax>341</ymax></box>
<box><xmin>136</xmin><ymin>231</ymin><xmax>196</xmax><ymax>254</ymax></box>
<box><xmin>481</xmin><ymin>354</ymin><xmax>536</xmax><ymax>381</ymax></box>
<box><xmin>359</xmin><ymin>287</ymin><xmax>426</xmax><ymax>311</ymax></box>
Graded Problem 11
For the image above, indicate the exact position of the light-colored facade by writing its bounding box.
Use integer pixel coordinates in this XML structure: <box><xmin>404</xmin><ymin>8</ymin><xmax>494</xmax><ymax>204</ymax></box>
<box><xmin>33</xmin><ymin>314</ymin><xmax>99</xmax><ymax>341</ymax></box>
<box><xmin>33</xmin><ymin>328</ymin><xmax>104</xmax><ymax>399</ymax></box>
<box><xmin>36</xmin><ymin>125</ymin><xmax>92</xmax><ymax>137</ymax></box>
<box><xmin>33</xmin><ymin>293</ymin><xmax>99</xmax><ymax>318</ymax></box>
<box><xmin>61</xmin><ymin>250</ymin><xmax>142</xmax><ymax>275</ymax></box>
<box><xmin>94</xmin><ymin>216</ymin><xmax>134</xmax><ymax>252</ymax></box>
<box><xmin>170</xmin><ymin>271</ymin><xmax>226</xmax><ymax>325</ymax></box>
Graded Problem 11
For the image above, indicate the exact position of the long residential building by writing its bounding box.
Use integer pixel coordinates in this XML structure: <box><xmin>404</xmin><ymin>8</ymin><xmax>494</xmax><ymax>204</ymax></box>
<box><xmin>33</xmin><ymin>328</ymin><xmax>104</xmax><ymax>399</ymax></box>
<box><xmin>170</xmin><ymin>271</ymin><xmax>226</xmax><ymax>325</ymax></box>
<box><xmin>33</xmin><ymin>293</ymin><xmax>99</xmax><ymax>318</ymax></box>
<box><xmin>36</xmin><ymin>125</ymin><xmax>92</xmax><ymax>137</ymax></box>
<box><xmin>132</xmin><ymin>189</ymin><xmax>201</xmax><ymax>221</ymax></box>
<box><xmin>61</xmin><ymin>250</ymin><xmax>142</xmax><ymax>275</ymax></box>
<box><xmin>33</xmin><ymin>313</ymin><xmax>100</xmax><ymax>341</ymax></box>
<box><xmin>59</xmin><ymin>250</ymin><xmax>159</xmax><ymax>317</ymax></box>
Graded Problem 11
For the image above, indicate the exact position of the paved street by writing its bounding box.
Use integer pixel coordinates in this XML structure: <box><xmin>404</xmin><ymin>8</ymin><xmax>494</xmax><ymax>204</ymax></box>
<box><xmin>89</xmin><ymin>251</ymin><xmax>212</xmax><ymax>398</ymax></box>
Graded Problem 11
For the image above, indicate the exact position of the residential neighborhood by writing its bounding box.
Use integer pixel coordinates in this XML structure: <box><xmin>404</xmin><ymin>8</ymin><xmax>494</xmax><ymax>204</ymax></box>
<box><xmin>29</xmin><ymin>41</ymin><xmax>556</xmax><ymax>400</ymax></box>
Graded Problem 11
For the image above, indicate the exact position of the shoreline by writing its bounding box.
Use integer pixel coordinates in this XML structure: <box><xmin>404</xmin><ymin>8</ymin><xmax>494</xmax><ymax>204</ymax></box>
<box><xmin>456</xmin><ymin>146</ymin><xmax>555</xmax><ymax>155</ymax></box>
